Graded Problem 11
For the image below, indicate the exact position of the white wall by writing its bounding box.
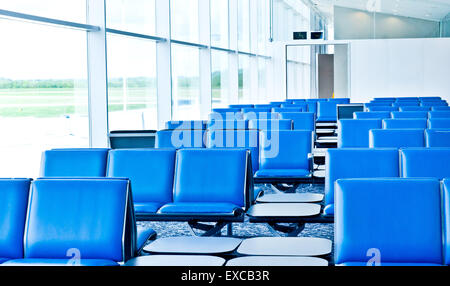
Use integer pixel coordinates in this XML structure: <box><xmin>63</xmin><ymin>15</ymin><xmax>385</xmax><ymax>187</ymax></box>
<box><xmin>350</xmin><ymin>38</ymin><xmax>450</xmax><ymax>103</ymax></box>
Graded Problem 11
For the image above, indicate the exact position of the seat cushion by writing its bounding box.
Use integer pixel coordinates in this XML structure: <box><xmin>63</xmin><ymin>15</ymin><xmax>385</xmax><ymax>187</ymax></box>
<box><xmin>134</xmin><ymin>202</ymin><xmax>165</xmax><ymax>214</ymax></box>
<box><xmin>317</xmin><ymin>116</ymin><xmax>337</xmax><ymax>122</ymax></box>
<box><xmin>323</xmin><ymin>204</ymin><xmax>334</xmax><ymax>216</ymax></box>
<box><xmin>254</xmin><ymin>169</ymin><xmax>310</xmax><ymax>178</ymax></box>
<box><xmin>2</xmin><ymin>259</ymin><xmax>119</xmax><ymax>266</ymax></box>
<box><xmin>158</xmin><ymin>203</ymin><xmax>240</xmax><ymax>215</ymax></box>
<box><xmin>338</xmin><ymin>262</ymin><xmax>442</xmax><ymax>267</ymax></box>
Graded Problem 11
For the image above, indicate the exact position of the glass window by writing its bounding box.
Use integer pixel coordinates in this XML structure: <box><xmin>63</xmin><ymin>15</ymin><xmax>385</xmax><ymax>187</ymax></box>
<box><xmin>237</xmin><ymin>0</ymin><xmax>250</xmax><ymax>51</ymax></box>
<box><xmin>258</xmin><ymin>58</ymin><xmax>268</xmax><ymax>102</ymax></box>
<box><xmin>238</xmin><ymin>55</ymin><xmax>251</xmax><ymax>103</ymax></box>
<box><xmin>106</xmin><ymin>0</ymin><xmax>156</xmax><ymax>35</ymax></box>
<box><xmin>257</xmin><ymin>0</ymin><xmax>269</xmax><ymax>55</ymax></box>
<box><xmin>0</xmin><ymin>19</ymin><xmax>88</xmax><ymax>177</ymax></box>
<box><xmin>171</xmin><ymin>0</ymin><xmax>199</xmax><ymax>42</ymax></box>
<box><xmin>107</xmin><ymin>34</ymin><xmax>158</xmax><ymax>131</ymax></box>
<box><xmin>210</xmin><ymin>0</ymin><xmax>229</xmax><ymax>48</ymax></box>
<box><xmin>211</xmin><ymin>50</ymin><xmax>230</xmax><ymax>108</ymax></box>
<box><xmin>171</xmin><ymin>44</ymin><xmax>201</xmax><ymax>120</ymax></box>
<box><xmin>0</xmin><ymin>0</ymin><xmax>87</xmax><ymax>23</ymax></box>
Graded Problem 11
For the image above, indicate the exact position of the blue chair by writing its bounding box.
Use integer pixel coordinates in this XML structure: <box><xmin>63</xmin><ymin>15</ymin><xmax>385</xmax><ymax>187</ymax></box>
<box><xmin>422</xmin><ymin>101</ymin><xmax>448</xmax><ymax>107</ymax></box>
<box><xmin>432</xmin><ymin>106</ymin><xmax>450</xmax><ymax>111</ymax></box>
<box><xmin>426</xmin><ymin>129</ymin><xmax>450</xmax><ymax>147</ymax></box>
<box><xmin>420</xmin><ymin>97</ymin><xmax>442</xmax><ymax>101</ymax></box>
<box><xmin>429</xmin><ymin>111</ymin><xmax>450</xmax><ymax>119</ymax></box>
<box><xmin>242</xmin><ymin>109</ymin><xmax>274</xmax><ymax>120</ymax></box>
<box><xmin>273</xmin><ymin>107</ymin><xmax>305</xmax><ymax>113</ymax></box>
<box><xmin>367</xmin><ymin>106</ymin><xmax>398</xmax><ymax>112</ymax></box>
<box><xmin>107</xmin><ymin>149</ymin><xmax>176</xmax><ymax>217</ymax></box>
<box><xmin>365</xmin><ymin>103</ymin><xmax>392</xmax><ymax>108</ymax></box>
<box><xmin>317</xmin><ymin>102</ymin><xmax>338</xmax><ymax>122</ymax></box>
<box><xmin>166</xmin><ymin>120</ymin><xmax>207</xmax><ymax>130</ymax></box>
<box><xmin>338</xmin><ymin>119</ymin><xmax>382</xmax><ymax>148</ymax></box>
<box><xmin>229</xmin><ymin>104</ymin><xmax>254</xmax><ymax>109</ymax></box>
<box><xmin>0</xmin><ymin>179</ymin><xmax>31</xmax><ymax>265</ymax></box>
<box><xmin>305</xmin><ymin>102</ymin><xmax>317</xmax><ymax>114</ymax></box>
<box><xmin>382</xmin><ymin>119</ymin><xmax>428</xmax><ymax>129</ymax></box>
<box><xmin>328</xmin><ymin>98</ymin><xmax>350</xmax><ymax>104</ymax></box>
<box><xmin>391</xmin><ymin>111</ymin><xmax>428</xmax><ymax>119</ymax></box>
<box><xmin>369</xmin><ymin>129</ymin><xmax>425</xmax><ymax>148</ymax></box>
<box><xmin>206</xmin><ymin>120</ymin><xmax>249</xmax><ymax>130</ymax></box>
<box><xmin>401</xmin><ymin>148</ymin><xmax>450</xmax><ymax>179</ymax></box>
<box><xmin>429</xmin><ymin>118</ymin><xmax>450</xmax><ymax>129</ymax></box>
<box><xmin>279</xmin><ymin>112</ymin><xmax>315</xmax><ymax>131</ymax></box>
<box><xmin>354</xmin><ymin>112</ymin><xmax>391</xmax><ymax>119</ymax></box>
<box><xmin>158</xmin><ymin>149</ymin><xmax>251</xmax><ymax>221</ymax></box>
<box><xmin>443</xmin><ymin>179</ymin><xmax>450</xmax><ymax>266</ymax></box>
<box><xmin>206</xmin><ymin>129</ymin><xmax>259</xmax><ymax>174</ymax></box>
<box><xmin>393</xmin><ymin>102</ymin><xmax>420</xmax><ymax>107</ymax></box>
<box><xmin>3</xmin><ymin>179</ymin><xmax>137</xmax><ymax>266</ymax></box>
<box><xmin>209</xmin><ymin>111</ymin><xmax>243</xmax><ymax>121</ymax></box>
<box><xmin>324</xmin><ymin>148</ymin><xmax>399</xmax><ymax>216</ymax></box>
<box><xmin>287</xmin><ymin>102</ymin><xmax>308</xmax><ymax>110</ymax></box>
<box><xmin>254</xmin><ymin>105</ymin><xmax>274</xmax><ymax>109</ymax></box>
<box><xmin>335</xmin><ymin>178</ymin><xmax>442</xmax><ymax>266</ymax></box>
<box><xmin>400</xmin><ymin>106</ymin><xmax>431</xmax><ymax>112</ymax></box>
<box><xmin>248</xmin><ymin>120</ymin><xmax>292</xmax><ymax>131</ymax></box>
<box><xmin>156</xmin><ymin>130</ymin><xmax>205</xmax><ymax>149</ymax></box>
<box><xmin>255</xmin><ymin>130</ymin><xmax>312</xmax><ymax>180</ymax></box>
<box><xmin>40</xmin><ymin>149</ymin><xmax>109</xmax><ymax>177</ymax></box>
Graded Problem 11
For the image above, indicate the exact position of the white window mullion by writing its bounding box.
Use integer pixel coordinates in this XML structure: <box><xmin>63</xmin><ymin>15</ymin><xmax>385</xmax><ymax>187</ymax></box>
<box><xmin>198</xmin><ymin>0</ymin><xmax>212</xmax><ymax>118</ymax></box>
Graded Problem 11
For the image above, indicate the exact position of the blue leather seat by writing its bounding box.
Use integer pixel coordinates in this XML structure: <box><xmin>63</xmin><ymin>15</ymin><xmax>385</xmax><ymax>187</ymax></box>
<box><xmin>338</xmin><ymin>119</ymin><xmax>382</xmax><ymax>148</ymax></box>
<box><xmin>382</xmin><ymin>119</ymin><xmax>428</xmax><ymax>129</ymax></box>
<box><xmin>156</xmin><ymin>130</ymin><xmax>205</xmax><ymax>148</ymax></box>
<box><xmin>328</xmin><ymin>98</ymin><xmax>350</xmax><ymax>104</ymax></box>
<box><xmin>335</xmin><ymin>178</ymin><xmax>442</xmax><ymax>266</ymax></box>
<box><xmin>429</xmin><ymin>118</ymin><xmax>450</xmax><ymax>129</ymax></box>
<box><xmin>255</xmin><ymin>130</ymin><xmax>312</xmax><ymax>179</ymax></box>
<box><xmin>206</xmin><ymin>120</ymin><xmax>249</xmax><ymax>130</ymax></box>
<box><xmin>354</xmin><ymin>112</ymin><xmax>391</xmax><ymax>119</ymax></box>
<box><xmin>367</xmin><ymin>106</ymin><xmax>398</xmax><ymax>112</ymax></box>
<box><xmin>400</xmin><ymin>106</ymin><xmax>431</xmax><ymax>112</ymax></box>
<box><xmin>243</xmin><ymin>109</ymin><xmax>275</xmax><ymax>120</ymax></box>
<box><xmin>279</xmin><ymin>112</ymin><xmax>315</xmax><ymax>131</ymax></box>
<box><xmin>305</xmin><ymin>102</ymin><xmax>317</xmax><ymax>114</ymax></box>
<box><xmin>391</xmin><ymin>111</ymin><xmax>428</xmax><ymax>119</ymax></box>
<box><xmin>248</xmin><ymin>119</ymin><xmax>292</xmax><ymax>131</ymax></box>
<box><xmin>157</xmin><ymin>149</ymin><xmax>251</xmax><ymax>217</ymax></box>
<box><xmin>254</xmin><ymin>105</ymin><xmax>274</xmax><ymax>109</ymax></box>
<box><xmin>166</xmin><ymin>120</ymin><xmax>207</xmax><ymax>130</ymax></box>
<box><xmin>369</xmin><ymin>129</ymin><xmax>425</xmax><ymax>148</ymax></box>
<box><xmin>273</xmin><ymin>107</ymin><xmax>305</xmax><ymax>113</ymax></box>
<box><xmin>0</xmin><ymin>179</ymin><xmax>31</xmax><ymax>264</ymax></box>
<box><xmin>317</xmin><ymin>102</ymin><xmax>338</xmax><ymax>122</ymax></box>
<box><xmin>209</xmin><ymin>109</ymin><xmax>244</xmax><ymax>121</ymax></box>
<box><xmin>401</xmin><ymin>148</ymin><xmax>450</xmax><ymax>179</ymax></box>
<box><xmin>393</xmin><ymin>102</ymin><xmax>420</xmax><ymax>107</ymax></box>
<box><xmin>290</xmin><ymin>102</ymin><xmax>308</xmax><ymax>111</ymax></box>
<box><xmin>365</xmin><ymin>103</ymin><xmax>392</xmax><ymax>108</ymax></box>
<box><xmin>325</xmin><ymin>149</ymin><xmax>399</xmax><ymax>216</ymax></box>
<box><xmin>107</xmin><ymin>149</ymin><xmax>176</xmax><ymax>215</ymax></box>
<box><xmin>206</xmin><ymin>129</ymin><xmax>259</xmax><ymax>174</ymax></box>
<box><xmin>229</xmin><ymin>104</ymin><xmax>254</xmax><ymax>109</ymax></box>
<box><xmin>422</xmin><ymin>101</ymin><xmax>448</xmax><ymax>107</ymax></box>
<box><xmin>3</xmin><ymin>179</ymin><xmax>135</xmax><ymax>266</ymax></box>
<box><xmin>426</xmin><ymin>129</ymin><xmax>450</xmax><ymax>147</ymax></box>
<box><xmin>429</xmin><ymin>111</ymin><xmax>450</xmax><ymax>119</ymax></box>
<box><xmin>40</xmin><ymin>149</ymin><xmax>109</xmax><ymax>177</ymax></box>
<box><xmin>432</xmin><ymin>106</ymin><xmax>450</xmax><ymax>111</ymax></box>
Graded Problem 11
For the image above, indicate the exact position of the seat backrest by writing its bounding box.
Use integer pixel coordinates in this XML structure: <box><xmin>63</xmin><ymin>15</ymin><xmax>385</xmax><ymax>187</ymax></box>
<box><xmin>432</xmin><ymin>106</ymin><xmax>450</xmax><ymax>111</ymax></box>
<box><xmin>354</xmin><ymin>112</ymin><xmax>391</xmax><ymax>119</ymax></box>
<box><xmin>382</xmin><ymin>119</ymin><xmax>428</xmax><ymax>129</ymax></box>
<box><xmin>368</xmin><ymin>106</ymin><xmax>398</xmax><ymax>112</ymax></box>
<box><xmin>156</xmin><ymin>130</ymin><xmax>205</xmax><ymax>149</ymax></box>
<box><xmin>273</xmin><ymin>107</ymin><xmax>305</xmax><ymax>113</ymax></box>
<box><xmin>242</xmin><ymin>109</ymin><xmax>274</xmax><ymax>120</ymax></box>
<box><xmin>209</xmin><ymin>111</ymin><xmax>244</xmax><ymax>121</ymax></box>
<box><xmin>401</xmin><ymin>148</ymin><xmax>450</xmax><ymax>179</ymax></box>
<box><xmin>338</xmin><ymin>119</ymin><xmax>382</xmax><ymax>148</ymax></box>
<box><xmin>0</xmin><ymin>179</ymin><xmax>31</xmax><ymax>260</ymax></box>
<box><xmin>107</xmin><ymin>149</ymin><xmax>175</xmax><ymax>205</ymax></box>
<box><xmin>443</xmin><ymin>179</ymin><xmax>450</xmax><ymax>265</ymax></box>
<box><xmin>393</xmin><ymin>102</ymin><xmax>420</xmax><ymax>107</ymax></box>
<box><xmin>248</xmin><ymin>119</ymin><xmax>292</xmax><ymax>131</ymax></box>
<box><xmin>422</xmin><ymin>101</ymin><xmax>448</xmax><ymax>107</ymax></box>
<box><xmin>429</xmin><ymin>111</ymin><xmax>450</xmax><ymax>119</ymax></box>
<box><xmin>166</xmin><ymin>120</ymin><xmax>206</xmax><ymax>130</ymax></box>
<box><xmin>306</xmin><ymin>102</ymin><xmax>317</xmax><ymax>114</ymax></box>
<box><xmin>335</xmin><ymin>178</ymin><xmax>442</xmax><ymax>265</ymax></box>
<box><xmin>369</xmin><ymin>129</ymin><xmax>425</xmax><ymax>148</ymax></box>
<box><xmin>229</xmin><ymin>104</ymin><xmax>254</xmax><ymax>109</ymax></box>
<box><xmin>290</xmin><ymin>102</ymin><xmax>308</xmax><ymax>110</ymax></box>
<box><xmin>429</xmin><ymin>118</ymin><xmax>450</xmax><ymax>129</ymax></box>
<box><xmin>25</xmin><ymin>179</ymin><xmax>133</xmax><ymax>262</ymax></box>
<box><xmin>207</xmin><ymin>120</ymin><xmax>249</xmax><ymax>130</ymax></box>
<box><xmin>365</xmin><ymin>103</ymin><xmax>393</xmax><ymax>108</ymax></box>
<box><xmin>206</xmin><ymin>129</ymin><xmax>259</xmax><ymax>173</ymax></box>
<box><xmin>391</xmin><ymin>111</ymin><xmax>428</xmax><ymax>119</ymax></box>
<box><xmin>259</xmin><ymin>130</ymin><xmax>312</xmax><ymax>171</ymax></box>
<box><xmin>325</xmin><ymin>148</ymin><xmax>399</xmax><ymax>207</ymax></box>
<box><xmin>400</xmin><ymin>106</ymin><xmax>431</xmax><ymax>112</ymax></box>
<box><xmin>426</xmin><ymin>129</ymin><xmax>450</xmax><ymax>147</ymax></box>
<box><xmin>328</xmin><ymin>98</ymin><xmax>350</xmax><ymax>104</ymax></box>
<box><xmin>317</xmin><ymin>102</ymin><xmax>338</xmax><ymax>121</ymax></box>
<box><xmin>173</xmin><ymin>149</ymin><xmax>250</xmax><ymax>208</ymax></box>
<box><xmin>279</xmin><ymin>112</ymin><xmax>315</xmax><ymax>131</ymax></box>
<box><xmin>40</xmin><ymin>149</ymin><xmax>109</xmax><ymax>177</ymax></box>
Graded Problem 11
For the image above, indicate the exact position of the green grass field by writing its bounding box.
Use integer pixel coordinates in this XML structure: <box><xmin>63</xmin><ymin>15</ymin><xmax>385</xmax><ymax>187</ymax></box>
<box><xmin>0</xmin><ymin>87</ymin><xmax>227</xmax><ymax>118</ymax></box>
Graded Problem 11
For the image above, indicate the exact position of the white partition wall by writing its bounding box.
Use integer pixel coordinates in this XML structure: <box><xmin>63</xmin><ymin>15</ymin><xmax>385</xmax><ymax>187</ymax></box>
<box><xmin>350</xmin><ymin>38</ymin><xmax>450</xmax><ymax>103</ymax></box>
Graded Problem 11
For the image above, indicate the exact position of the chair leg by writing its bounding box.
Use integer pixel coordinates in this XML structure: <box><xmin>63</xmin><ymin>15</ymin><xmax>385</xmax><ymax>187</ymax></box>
<box><xmin>268</xmin><ymin>222</ymin><xmax>305</xmax><ymax>237</ymax></box>
<box><xmin>188</xmin><ymin>221</ymin><xmax>228</xmax><ymax>237</ymax></box>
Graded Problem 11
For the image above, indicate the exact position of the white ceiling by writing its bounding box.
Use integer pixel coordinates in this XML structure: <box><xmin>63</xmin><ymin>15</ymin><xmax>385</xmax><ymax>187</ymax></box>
<box><xmin>308</xmin><ymin>0</ymin><xmax>450</xmax><ymax>22</ymax></box>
